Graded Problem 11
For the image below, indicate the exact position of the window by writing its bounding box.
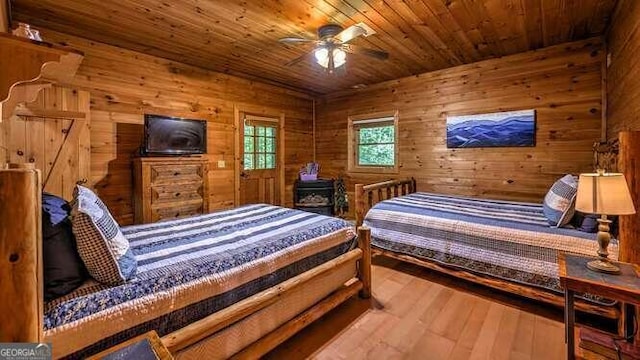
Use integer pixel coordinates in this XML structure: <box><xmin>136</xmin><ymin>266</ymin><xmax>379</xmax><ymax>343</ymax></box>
<box><xmin>243</xmin><ymin>120</ymin><xmax>277</xmax><ymax>170</ymax></box>
<box><xmin>348</xmin><ymin>111</ymin><xmax>399</xmax><ymax>173</ymax></box>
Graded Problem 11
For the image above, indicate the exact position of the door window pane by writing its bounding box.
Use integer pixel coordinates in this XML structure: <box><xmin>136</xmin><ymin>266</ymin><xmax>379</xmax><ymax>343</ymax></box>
<box><xmin>266</xmin><ymin>154</ymin><xmax>275</xmax><ymax>168</ymax></box>
<box><xmin>266</xmin><ymin>137</ymin><xmax>274</xmax><ymax>152</ymax></box>
<box><xmin>257</xmin><ymin>153</ymin><xmax>266</xmax><ymax>169</ymax></box>
<box><xmin>244</xmin><ymin>153</ymin><xmax>254</xmax><ymax>170</ymax></box>
<box><xmin>244</xmin><ymin>136</ymin><xmax>254</xmax><ymax>152</ymax></box>
<box><xmin>244</xmin><ymin>121</ymin><xmax>277</xmax><ymax>170</ymax></box>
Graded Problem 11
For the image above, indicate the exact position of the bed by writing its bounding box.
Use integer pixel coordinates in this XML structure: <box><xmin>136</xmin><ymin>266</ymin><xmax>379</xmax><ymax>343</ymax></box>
<box><xmin>355</xmin><ymin>179</ymin><xmax>619</xmax><ymax>320</ymax></box>
<box><xmin>0</xmin><ymin>167</ymin><xmax>372</xmax><ymax>359</ymax></box>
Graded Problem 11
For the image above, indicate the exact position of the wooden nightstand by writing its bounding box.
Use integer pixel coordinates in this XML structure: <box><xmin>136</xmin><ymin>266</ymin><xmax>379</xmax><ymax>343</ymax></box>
<box><xmin>558</xmin><ymin>253</ymin><xmax>640</xmax><ymax>360</ymax></box>
<box><xmin>87</xmin><ymin>331</ymin><xmax>173</xmax><ymax>360</ymax></box>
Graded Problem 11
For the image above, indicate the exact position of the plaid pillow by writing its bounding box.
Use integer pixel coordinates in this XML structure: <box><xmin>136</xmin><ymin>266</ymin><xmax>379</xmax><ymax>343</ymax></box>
<box><xmin>543</xmin><ymin>174</ymin><xmax>578</xmax><ymax>227</ymax></box>
<box><xmin>71</xmin><ymin>185</ymin><xmax>137</xmax><ymax>285</ymax></box>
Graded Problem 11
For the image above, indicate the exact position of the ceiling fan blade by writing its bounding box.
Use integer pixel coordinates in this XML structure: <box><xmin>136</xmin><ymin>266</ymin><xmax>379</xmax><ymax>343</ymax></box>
<box><xmin>278</xmin><ymin>37</ymin><xmax>315</xmax><ymax>44</ymax></box>
<box><xmin>335</xmin><ymin>25</ymin><xmax>367</xmax><ymax>44</ymax></box>
<box><xmin>342</xmin><ymin>44</ymin><xmax>389</xmax><ymax>60</ymax></box>
<box><xmin>285</xmin><ymin>50</ymin><xmax>315</xmax><ymax>67</ymax></box>
<box><xmin>335</xmin><ymin>22</ymin><xmax>376</xmax><ymax>43</ymax></box>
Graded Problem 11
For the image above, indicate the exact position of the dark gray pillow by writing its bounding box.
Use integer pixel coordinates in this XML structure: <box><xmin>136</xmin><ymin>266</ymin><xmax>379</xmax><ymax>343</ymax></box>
<box><xmin>571</xmin><ymin>211</ymin><xmax>598</xmax><ymax>233</ymax></box>
<box><xmin>42</xmin><ymin>193</ymin><xmax>88</xmax><ymax>301</ymax></box>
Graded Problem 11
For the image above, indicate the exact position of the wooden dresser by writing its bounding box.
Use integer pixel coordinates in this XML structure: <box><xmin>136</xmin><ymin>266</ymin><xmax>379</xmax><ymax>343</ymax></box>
<box><xmin>133</xmin><ymin>157</ymin><xmax>209</xmax><ymax>224</ymax></box>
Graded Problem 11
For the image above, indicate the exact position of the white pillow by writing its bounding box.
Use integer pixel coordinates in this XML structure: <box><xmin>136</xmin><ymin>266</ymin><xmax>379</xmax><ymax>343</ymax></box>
<box><xmin>542</xmin><ymin>174</ymin><xmax>578</xmax><ymax>227</ymax></box>
<box><xmin>71</xmin><ymin>185</ymin><xmax>137</xmax><ymax>285</ymax></box>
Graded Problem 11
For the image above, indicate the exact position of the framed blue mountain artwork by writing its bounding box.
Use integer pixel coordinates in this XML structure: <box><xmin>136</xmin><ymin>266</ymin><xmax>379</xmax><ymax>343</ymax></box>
<box><xmin>446</xmin><ymin>109</ymin><xmax>536</xmax><ymax>148</ymax></box>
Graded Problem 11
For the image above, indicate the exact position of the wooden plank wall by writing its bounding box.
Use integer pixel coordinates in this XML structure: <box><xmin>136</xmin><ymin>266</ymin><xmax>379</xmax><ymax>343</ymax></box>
<box><xmin>39</xmin><ymin>30</ymin><xmax>314</xmax><ymax>225</ymax></box>
<box><xmin>316</xmin><ymin>38</ymin><xmax>604</xmax><ymax>217</ymax></box>
<box><xmin>608</xmin><ymin>2</ymin><xmax>640</xmax><ymax>267</ymax></box>
<box><xmin>606</xmin><ymin>0</ymin><xmax>640</xmax><ymax>138</ymax></box>
<box><xmin>1</xmin><ymin>86</ymin><xmax>91</xmax><ymax>200</ymax></box>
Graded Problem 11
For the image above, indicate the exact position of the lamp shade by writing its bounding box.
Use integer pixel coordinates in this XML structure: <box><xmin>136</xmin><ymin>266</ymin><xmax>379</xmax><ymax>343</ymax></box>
<box><xmin>575</xmin><ymin>173</ymin><xmax>636</xmax><ymax>215</ymax></box>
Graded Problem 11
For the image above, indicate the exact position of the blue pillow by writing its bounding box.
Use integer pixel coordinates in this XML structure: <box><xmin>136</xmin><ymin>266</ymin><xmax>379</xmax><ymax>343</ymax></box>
<box><xmin>71</xmin><ymin>185</ymin><xmax>137</xmax><ymax>285</ymax></box>
<box><xmin>43</xmin><ymin>192</ymin><xmax>71</xmax><ymax>226</ymax></box>
<box><xmin>543</xmin><ymin>174</ymin><xmax>578</xmax><ymax>227</ymax></box>
<box><xmin>571</xmin><ymin>211</ymin><xmax>599</xmax><ymax>233</ymax></box>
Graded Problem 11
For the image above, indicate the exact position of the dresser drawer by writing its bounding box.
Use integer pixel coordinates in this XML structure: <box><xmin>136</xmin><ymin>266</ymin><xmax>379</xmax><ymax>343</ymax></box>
<box><xmin>152</xmin><ymin>201</ymin><xmax>204</xmax><ymax>223</ymax></box>
<box><xmin>134</xmin><ymin>157</ymin><xmax>209</xmax><ymax>224</ymax></box>
<box><xmin>150</xmin><ymin>164</ymin><xmax>204</xmax><ymax>185</ymax></box>
<box><xmin>151</xmin><ymin>183</ymin><xmax>203</xmax><ymax>204</ymax></box>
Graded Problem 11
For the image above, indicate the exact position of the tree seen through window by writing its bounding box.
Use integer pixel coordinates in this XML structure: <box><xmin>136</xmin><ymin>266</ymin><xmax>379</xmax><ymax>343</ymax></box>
<box><xmin>357</xmin><ymin>124</ymin><xmax>395</xmax><ymax>166</ymax></box>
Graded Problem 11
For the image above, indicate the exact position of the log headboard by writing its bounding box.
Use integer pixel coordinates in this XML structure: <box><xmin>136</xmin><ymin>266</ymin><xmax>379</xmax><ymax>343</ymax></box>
<box><xmin>354</xmin><ymin>178</ymin><xmax>416</xmax><ymax>227</ymax></box>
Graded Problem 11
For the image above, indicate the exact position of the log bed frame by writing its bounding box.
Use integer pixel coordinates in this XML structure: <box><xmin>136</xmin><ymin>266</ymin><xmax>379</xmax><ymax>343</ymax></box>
<box><xmin>0</xmin><ymin>165</ymin><xmax>372</xmax><ymax>358</ymax></box>
<box><xmin>0</xmin><ymin>38</ymin><xmax>373</xmax><ymax>358</ymax></box>
<box><xmin>354</xmin><ymin>178</ymin><xmax>620</xmax><ymax>321</ymax></box>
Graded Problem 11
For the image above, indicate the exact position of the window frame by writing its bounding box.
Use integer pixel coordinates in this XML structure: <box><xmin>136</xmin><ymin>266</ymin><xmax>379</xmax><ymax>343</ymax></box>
<box><xmin>348</xmin><ymin>110</ymin><xmax>399</xmax><ymax>174</ymax></box>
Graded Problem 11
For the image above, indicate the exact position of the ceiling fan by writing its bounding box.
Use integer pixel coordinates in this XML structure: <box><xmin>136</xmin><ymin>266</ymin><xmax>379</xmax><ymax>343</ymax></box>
<box><xmin>279</xmin><ymin>23</ymin><xmax>389</xmax><ymax>73</ymax></box>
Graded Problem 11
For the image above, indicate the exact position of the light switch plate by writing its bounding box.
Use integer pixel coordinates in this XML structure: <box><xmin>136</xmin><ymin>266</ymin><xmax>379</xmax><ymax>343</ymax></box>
<box><xmin>217</xmin><ymin>160</ymin><xmax>225</xmax><ymax>168</ymax></box>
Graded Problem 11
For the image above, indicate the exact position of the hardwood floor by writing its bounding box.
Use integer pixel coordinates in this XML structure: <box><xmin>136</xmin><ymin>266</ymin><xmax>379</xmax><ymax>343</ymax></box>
<box><xmin>267</xmin><ymin>257</ymin><xmax>609</xmax><ymax>360</ymax></box>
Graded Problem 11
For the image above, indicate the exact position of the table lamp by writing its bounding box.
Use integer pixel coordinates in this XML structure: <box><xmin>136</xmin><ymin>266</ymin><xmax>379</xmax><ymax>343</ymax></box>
<box><xmin>575</xmin><ymin>170</ymin><xmax>636</xmax><ymax>274</ymax></box>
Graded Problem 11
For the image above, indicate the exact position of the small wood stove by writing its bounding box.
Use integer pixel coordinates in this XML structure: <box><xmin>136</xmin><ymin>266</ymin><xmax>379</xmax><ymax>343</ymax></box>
<box><xmin>294</xmin><ymin>179</ymin><xmax>335</xmax><ymax>216</ymax></box>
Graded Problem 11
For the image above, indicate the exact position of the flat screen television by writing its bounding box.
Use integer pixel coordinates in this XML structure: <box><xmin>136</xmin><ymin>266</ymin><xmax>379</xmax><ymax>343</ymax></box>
<box><xmin>144</xmin><ymin>114</ymin><xmax>207</xmax><ymax>155</ymax></box>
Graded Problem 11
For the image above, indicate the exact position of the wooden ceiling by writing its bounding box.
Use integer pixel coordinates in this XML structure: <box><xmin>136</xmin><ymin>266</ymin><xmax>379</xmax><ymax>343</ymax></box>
<box><xmin>12</xmin><ymin>0</ymin><xmax>617</xmax><ymax>94</ymax></box>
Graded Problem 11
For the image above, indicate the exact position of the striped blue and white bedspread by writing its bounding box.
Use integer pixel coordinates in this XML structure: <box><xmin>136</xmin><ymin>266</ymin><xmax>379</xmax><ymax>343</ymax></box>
<box><xmin>45</xmin><ymin>204</ymin><xmax>356</xmax><ymax>359</ymax></box>
<box><xmin>364</xmin><ymin>192</ymin><xmax>618</xmax><ymax>305</ymax></box>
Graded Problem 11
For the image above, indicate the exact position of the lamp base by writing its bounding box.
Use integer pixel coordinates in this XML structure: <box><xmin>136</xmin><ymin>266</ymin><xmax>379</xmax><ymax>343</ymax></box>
<box><xmin>585</xmin><ymin>216</ymin><xmax>620</xmax><ymax>275</ymax></box>
<box><xmin>586</xmin><ymin>259</ymin><xmax>621</xmax><ymax>274</ymax></box>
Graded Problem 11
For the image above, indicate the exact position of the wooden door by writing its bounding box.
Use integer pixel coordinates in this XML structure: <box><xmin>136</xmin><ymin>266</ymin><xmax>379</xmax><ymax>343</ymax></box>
<box><xmin>0</xmin><ymin>86</ymin><xmax>90</xmax><ymax>200</ymax></box>
<box><xmin>239</xmin><ymin>114</ymin><xmax>281</xmax><ymax>205</ymax></box>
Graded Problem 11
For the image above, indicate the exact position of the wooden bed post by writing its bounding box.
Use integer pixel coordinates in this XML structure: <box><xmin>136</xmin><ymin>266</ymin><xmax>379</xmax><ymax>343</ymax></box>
<box><xmin>357</xmin><ymin>226</ymin><xmax>371</xmax><ymax>299</ymax></box>
<box><xmin>355</xmin><ymin>183</ymin><xmax>365</xmax><ymax>227</ymax></box>
<box><xmin>0</xmin><ymin>165</ymin><xmax>43</xmax><ymax>342</ymax></box>
<box><xmin>619</xmin><ymin>131</ymin><xmax>640</xmax><ymax>343</ymax></box>
<box><xmin>618</xmin><ymin>131</ymin><xmax>640</xmax><ymax>265</ymax></box>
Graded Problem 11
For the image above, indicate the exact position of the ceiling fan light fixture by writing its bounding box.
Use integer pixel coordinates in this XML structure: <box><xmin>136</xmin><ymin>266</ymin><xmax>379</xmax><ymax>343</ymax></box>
<box><xmin>314</xmin><ymin>47</ymin><xmax>346</xmax><ymax>69</ymax></box>
<box><xmin>314</xmin><ymin>47</ymin><xmax>329</xmax><ymax>64</ymax></box>
<box><xmin>280</xmin><ymin>22</ymin><xmax>387</xmax><ymax>72</ymax></box>
<box><xmin>333</xmin><ymin>48</ymin><xmax>347</xmax><ymax>67</ymax></box>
